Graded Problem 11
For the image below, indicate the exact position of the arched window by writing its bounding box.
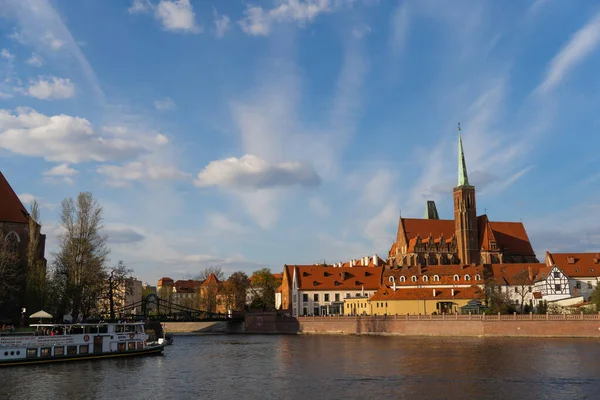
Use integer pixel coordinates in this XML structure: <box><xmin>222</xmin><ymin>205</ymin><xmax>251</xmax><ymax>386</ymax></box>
<box><xmin>433</xmin><ymin>275</ymin><xmax>440</xmax><ymax>282</ymax></box>
<box><xmin>453</xmin><ymin>275</ymin><xmax>459</xmax><ymax>282</ymax></box>
<box><xmin>411</xmin><ymin>276</ymin><xmax>417</xmax><ymax>282</ymax></box>
<box><xmin>465</xmin><ymin>275</ymin><xmax>471</xmax><ymax>281</ymax></box>
<box><xmin>475</xmin><ymin>274</ymin><xmax>481</xmax><ymax>281</ymax></box>
<box><xmin>423</xmin><ymin>275</ymin><xmax>429</xmax><ymax>282</ymax></box>
<box><xmin>389</xmin><ymin>276</ymin><xmax>395</xmax><ymax>283</ymax></box>
<box><xmin>400</xmin><ymin>276</ymin><xmax>406</xmax><ymax>283</ymax></box>
<box><xmin>4</xmin><ymin>231</ymin><xmax>19</xmax><ymax>254</ymax></box>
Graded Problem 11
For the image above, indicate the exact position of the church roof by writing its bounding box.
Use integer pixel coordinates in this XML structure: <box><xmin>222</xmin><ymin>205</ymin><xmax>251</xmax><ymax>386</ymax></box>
<box><xmin>0</xmin><ymin>171</ymin><xmax>29</xmax><ymax>224</ymax></box>
<box><xmin>487</xmin><ymin>220</ymin><xmax>535</xmax><ymax>256</ymax></box>
<box><xmin>458</xmin><ymin>130</ymin><xmax>470</xmax><ymax>186</ymax></box>
<box><xmin>402</xmin><ymin>218</ymin><xmax>455</xmax><ymax>242</ymax></box>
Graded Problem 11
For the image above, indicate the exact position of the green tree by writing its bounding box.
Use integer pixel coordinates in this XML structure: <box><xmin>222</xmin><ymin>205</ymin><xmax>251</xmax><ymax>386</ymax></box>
<box><xmin>51</xmin><ymin>192</ymin><xmax>109</xmax><ymax>321</ymax></box>
<box><xmin>248</xmin><ymin>268</ymin><xmax>281</xmax><ymax>310</ymax></box>
<box><xmin>590</xmin><ymin>286</ymin><xmax>600</xmax><ymax>312</ymax></box>
<box><xmin>26</xmin><ymin>199</ymin><xmax>46</xmax><ymax>313</ymax></box>
<box><xmin>226</xmin><ymin>271</ymin><xmax>250</xmax><ymax>311</ymax></box>
<box><xmin>0</xmin><ymin>231</ymin><xmax>21</xmax><ymax>317</ymax></box>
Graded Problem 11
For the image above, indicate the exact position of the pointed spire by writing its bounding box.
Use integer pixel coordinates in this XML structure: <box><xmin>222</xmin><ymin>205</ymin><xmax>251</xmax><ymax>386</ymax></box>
<box><xmin>457</xmin><ymin>122</ymin><xmax>470</xmax><ymax>186</ymax></box>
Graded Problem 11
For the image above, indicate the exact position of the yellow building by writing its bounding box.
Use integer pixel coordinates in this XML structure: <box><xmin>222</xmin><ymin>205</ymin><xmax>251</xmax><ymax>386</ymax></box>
<box><xmin>344</xmin><ymin>285</ymin><xmax>483</xmax><ymax>315</ymax></box>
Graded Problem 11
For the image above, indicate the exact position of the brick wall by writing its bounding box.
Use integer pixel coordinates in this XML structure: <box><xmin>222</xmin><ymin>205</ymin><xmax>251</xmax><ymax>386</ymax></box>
<box><xmin>245</xmin><ymin>313</ymin><xmax>600</xmax><ymax>337</ymax></box>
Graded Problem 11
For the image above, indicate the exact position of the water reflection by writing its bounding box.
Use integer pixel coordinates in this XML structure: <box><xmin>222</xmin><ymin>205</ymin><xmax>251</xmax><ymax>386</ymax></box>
<box><xmin>1</xmin><ymin>335</ymin><xmax>599</xmax><ymax>400</ymax></box>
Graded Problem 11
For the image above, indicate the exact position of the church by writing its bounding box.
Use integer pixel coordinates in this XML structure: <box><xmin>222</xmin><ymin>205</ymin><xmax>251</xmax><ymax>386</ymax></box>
<box><xmin>388</xmin><ymin>127</ymin><xmax>539</xmax><ymax>267</ymax></box>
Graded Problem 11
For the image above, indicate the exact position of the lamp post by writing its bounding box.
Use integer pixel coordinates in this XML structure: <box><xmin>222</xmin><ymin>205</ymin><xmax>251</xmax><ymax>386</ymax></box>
<box><xmin>109</xmin><ymin>270</ymin><xmax>116</xmax><ymax>322</ymax></box>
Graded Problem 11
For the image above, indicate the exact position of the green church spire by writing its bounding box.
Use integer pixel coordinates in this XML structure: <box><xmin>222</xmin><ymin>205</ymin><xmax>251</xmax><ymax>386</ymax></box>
<box><xmin>457</xmin><ymin>122</ymin><xmax>470</xmax><ymax>186</ymax></box>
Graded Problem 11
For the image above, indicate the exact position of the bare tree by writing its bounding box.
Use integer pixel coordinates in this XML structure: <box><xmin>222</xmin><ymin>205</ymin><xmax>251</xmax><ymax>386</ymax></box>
<box><xmin>26</xmin><ymin>199</ymin><xmax>46</xmax><ymax>312</ymax></box>
<box><xmin>483</xmin><ymin>277</ymin><xmax>514</xmax><ymax>314</ymax></box>
<box><xmin>52</xmin><ymin>192</ymin><xmax>109</xmax><ymax>321</ymax></box>
<box><xmin>0</xmin><ymin>231</ymin><xmax>21</xmax><ymax>310</ymax></box>
<box><xmin>195</xmin><ymin>266</ymin><xmax>224</xmax><ymax>281</ymax></box>
<box><xmin>512</xmin><ymin>269</ymin><xmax>532</xmax><ymax>313</ymax></box>
<box><xmin>98</xmin><ymin>261</ymin><xmax>134</xmax><ymax>318</ymax></box>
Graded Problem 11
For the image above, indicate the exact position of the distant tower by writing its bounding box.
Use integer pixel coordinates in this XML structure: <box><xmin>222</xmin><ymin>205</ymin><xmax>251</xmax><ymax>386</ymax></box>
<box><xmin>424</xmin><ymin>200</ymin><xmax>440</xmax><ymax>219</ymax></box>
<box><xmin>453</xmin><ymin>123</ymin><xmax>479</xmax><ymax>265</ymax></box>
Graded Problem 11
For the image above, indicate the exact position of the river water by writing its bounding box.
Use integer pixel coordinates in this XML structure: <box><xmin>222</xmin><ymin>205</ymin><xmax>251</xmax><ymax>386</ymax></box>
<box><xmin>1</xmin><ymin>335</ymin><xmax>599</xmax><ymax>399</ymax></box>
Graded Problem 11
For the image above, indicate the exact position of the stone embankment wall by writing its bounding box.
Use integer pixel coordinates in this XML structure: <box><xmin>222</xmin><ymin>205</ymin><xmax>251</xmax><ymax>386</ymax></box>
<box><xmin>162</xmin><ymin>321</ymin><xmax>244</xmax><ymax>334</ymax></box>
<box><xmin>245</xmin><ymin>313</ymin><xmax>600</xmax><ymax>337</ymax></box>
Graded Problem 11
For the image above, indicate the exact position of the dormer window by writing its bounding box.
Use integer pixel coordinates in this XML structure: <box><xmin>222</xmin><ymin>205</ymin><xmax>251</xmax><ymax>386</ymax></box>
<box><xmin>453</xmin><ymin>275</ymin><xmax>459</xmax><ymax>281</ymax></box>
<box><xmin>400</xmin><ymin>276</ymin><xmax>406</xmax><ymax>282</ymax></box>
<box><xmin>423</xmin><ymin>276</ymin><xmax>429</xmax><ymax>282</ymax></box>
<box><xmin>475</xmin><ymin>274</ymin><xmax>481</xmax><ymax>281</ymax></box>
<box><xmin>433</xmin><ymin>275</ymin><xmax>440</xmax><ymax>282</ymax></box>
<box><xmin>567</xmin><ymin>257</ymin><xmax>575</xmax><ymax>264</ymax></box>
<box><xmin>490</xmin><ymin>241</ymin><xmax>497</xmax><ymax>250</ymax></box>
<box><xmin>465</xmin><ymin>275</ymin><xmax>471</xmax><ymax>281</ymax></box>
<box><xmin>411</xmin><ymin>276</ymin><xmax>417</xmax><ymax>282</ymax></box>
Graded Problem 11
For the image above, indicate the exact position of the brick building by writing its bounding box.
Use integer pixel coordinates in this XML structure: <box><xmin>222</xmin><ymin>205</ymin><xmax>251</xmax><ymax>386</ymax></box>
<box><xmin>0</xmin><ymin>171</ymin><xmax>47</xmax><ymax>320</ymax></box>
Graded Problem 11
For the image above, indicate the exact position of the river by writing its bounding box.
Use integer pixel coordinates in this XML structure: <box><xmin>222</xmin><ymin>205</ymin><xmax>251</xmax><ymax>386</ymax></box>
<box><xmin>1</xmin><ymin>335</ymin><xmax>599</xmax><ymax>399</ymax></box>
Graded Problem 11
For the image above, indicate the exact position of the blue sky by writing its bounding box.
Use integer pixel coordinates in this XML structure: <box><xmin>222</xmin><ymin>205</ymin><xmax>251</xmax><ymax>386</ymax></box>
<box><xmin>1</xmin><ymin>0</ymin><xmax>599</xmax><ymax>285</ymax></box>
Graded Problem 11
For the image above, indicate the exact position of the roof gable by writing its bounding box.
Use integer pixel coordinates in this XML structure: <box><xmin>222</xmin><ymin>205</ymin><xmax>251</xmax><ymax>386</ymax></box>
<box><xmin>0</xmin><ymin>172</ymin><xmax>29</xmax><ymax>224</ymax></box>
<box><xmin>545</xmin><ymin>252</ymin><xmax>600</xmax><ymax>277</ymax></box>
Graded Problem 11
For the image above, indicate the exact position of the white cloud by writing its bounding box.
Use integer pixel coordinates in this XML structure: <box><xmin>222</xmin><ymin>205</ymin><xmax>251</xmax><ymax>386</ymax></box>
<box><xmin>128</xmin><ymin>0</ymin><xmax>153</xmax><ymax>14</ymax></box>
<box><xmin>154</xmin><ymin>97</ymin><xmax>176</xmax><ymax>110</ymax></box>
<box><xmin>104</xmin><ymin>224</ymin><xmax>146</xmax><ymax>244</ymax></box>
<box><xmin>239</xmin><ymin>0</ymin><xmax>363</xmax><ymax>36</ymax></box>
<box><xmin>17</xmin><ymin>193</ymin><xmax>36</xmax><ymax>206</ymax></box>
<box><xmin>207</xmin><ymin>213</ymin><xmax>249</xmax><ymax>235</ymax></box>
<box><xmin>308</xmin><ymin>196</ymin><xmax>330</xmax><ymax>217</ymax></box>
<box><xmin>537</xmin><ymin>11</ymin><xmax>600</xmax><ymax>94</ymax></box>
<box><xmin>1</xmin><ymin>48</ymin><xmax>15</xmax><ymax>61</ymax></box>
<box><xmin>156</xmin><ymin>0</ymin><xmax>201</xmax><ymax>33</ymax></box>
<box><xmin>43</xmin><ymin>163</ymin><xmax>78</xmax><ymax>177</ymax></box>
<box><xmin>97</xmin><ymin>160</ymin><xmax>190</xmax><ymax>186</ymax></box>
<box><xmin>42</xmin><ymin>31</ymin><xmax>65</xmax><ymax>50</ymax></box>
<box><xmin>0</xmin><ymin>108</ymin><xmax>153</xmax><ymax>163</ymax></box>
<box><xmin>213</xmin><ymin>9</ymin><xmax>231</xmax><ymax>38</ymax></box>
<box><xmin>352</xmin><ymin>24</ymin><xmax>371</xmax><ymax>39</ymax></box>
<box><xmin>195</xmin><ymin>154</ymin><xmax>321</xmax><ymax>191</ymax></box>
<box><xmin>17</xmin><ymin>193</ymin><xmax>56</xmax><ymax>210</ymax></box>
<box><xmin>26</xmin><ymin>53</ymin><xmax>44</xmax><ymax>67</ymax></box>
<box><xmin>364</xmin><ymin>200</ymin><xmax>398</xmax><ymax>251</ymax></box>
<box><xmin>389</xmin><ymin>2</ymin><xmax>409</xmax><ymax>55</ymax></box>
<box><xmin>155</xmin><ymin>133</ymin><xmax>169</xmax><ymax>145</ymax></box>
<box><xmin>26</xmin><ymin>77</ymin><xmax>75</xmax><ymax>99</ymax></box>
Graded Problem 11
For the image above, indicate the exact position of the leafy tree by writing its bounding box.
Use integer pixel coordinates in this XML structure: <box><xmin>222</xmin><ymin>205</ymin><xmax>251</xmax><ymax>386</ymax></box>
<box><xmin>226</xmin><ymin>271</ymin><xmax>250</xmax><ymax>311</ymax></box>
<box><xmin>248</xmin><ymin>268</ymin><xmax>281</xmax><ymax>310</ymax></box>
<box><xmin>590</xmin><ymin>286</ymin><xmax>600</xmax><ymax>312</ymax></box>
<box><xmin>26</xmin><ymin>199</ymin><xmax>46</xmax><ymax>313</ymax></box>
<box><xmin>51</xmin><ymin>192</ymin><xmax>109</xmax><ymax>321</ymax></box>
<box><xmin>0</xmin><ymin>231</ymin><xmax>21</xmax><ymax>317</ymax></box>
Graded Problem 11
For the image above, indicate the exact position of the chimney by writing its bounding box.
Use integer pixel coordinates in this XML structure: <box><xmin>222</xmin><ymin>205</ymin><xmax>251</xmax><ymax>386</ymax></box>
<box><xmin>351</xmin><ymin>259</ymin><xmax>355</xmax><ymax>267</ymax></box>
<box><xmin>373</xmin><ymin>254</ymin><xmax>378</xmax><ymax>266</ymax></box>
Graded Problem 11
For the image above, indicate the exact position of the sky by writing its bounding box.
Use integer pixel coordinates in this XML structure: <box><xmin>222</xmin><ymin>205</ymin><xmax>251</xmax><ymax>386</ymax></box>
<box><xmin>1</xmin><ymin>0</ymin><xmax>600</xmax><ymax>285</ymax></box>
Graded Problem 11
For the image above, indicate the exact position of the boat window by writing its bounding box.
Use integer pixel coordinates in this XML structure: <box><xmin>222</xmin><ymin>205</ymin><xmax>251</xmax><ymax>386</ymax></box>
<box><xmin>67</xmin><ymin>346</ymin><xmax>77</xmax><ymax>355</ymax></box>
<box><xmin>40</xmin><ymin>347</ymin><xmax>51</xmax><ymax>357</ymax></box>
<box><xmin>54</xmin><ymin>347</ymin><xmax>65</xmax><ymax>356</ymax></box>
<box><xmin>26</xmin><ymin>348</ymin><xmax>38</xmax><ymax>358</ymax></box>
<box><xmin>98</xmin><ymin>325</ymin><xmax>108</xmax><ymax>334</ymax></box>
<box><xmin>71</xmin><ymin>326</ymin><xmax>84</xmax><ymax>335</ymax></box>
<box><xmin>85</xmin><ymin>326</ymin><xmax>97</xmax><ymax>334</ymax></box>
<box><xmin>3</xmin><ymin>351</ymin><xmax>7</xmax><ymax>356</ymax></box>
<box><xmin>126</xmin><ymin>325</ymin><xmax>135</xmax><ymax>333</ymax></box>
<box><xmin>118</xmin><ymin>342</ymin><xmax>126</xmax><ymax>351</ymax></box>
<box><xmin>79</xmin><ymin>345</ymin><xmax>89</xmax><ymax>354</ymax></box>
<box><xmin>137</xmin><ymin>342</ymin><xmax>143</xmax><ymax>349</ymax></box>
<box><xmin>128</xmin><ymin>342</ymin><xmax>135</xmax><ymax>350</ymax></box>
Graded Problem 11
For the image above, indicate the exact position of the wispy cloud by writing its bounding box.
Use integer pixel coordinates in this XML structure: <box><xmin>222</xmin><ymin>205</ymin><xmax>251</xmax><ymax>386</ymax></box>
<box><xmin>129</xmin><ymin>0</ymin><xmax>201</xmax><ymax>34</ymax></box>
<box><xmin>213</xmin><ymin>9</ymin><xmax>231</xmax><ymax>38</ymax></box>
<box><xmin>537</xmin><ymin>11</ymin><xmax>600</xmax><ymax>94</ymax></box>
<box><xmin>154</xmin><ymin>97</ymin><xmax>176</xmax><ymax>110</ymax></box>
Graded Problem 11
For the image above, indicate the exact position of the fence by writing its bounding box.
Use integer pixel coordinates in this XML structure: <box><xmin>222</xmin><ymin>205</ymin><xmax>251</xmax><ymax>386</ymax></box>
<box><xmin>294</xmin><ymin>312</ymin><xmax>600</xmax><ymax>322</ymax></box>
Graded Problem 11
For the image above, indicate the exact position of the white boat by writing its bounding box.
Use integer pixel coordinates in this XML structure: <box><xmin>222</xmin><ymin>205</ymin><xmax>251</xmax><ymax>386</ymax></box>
<box><xmin>0</xmin><ymin>322</ymin><xmax>165</xmax><ymax>367</ymax></box>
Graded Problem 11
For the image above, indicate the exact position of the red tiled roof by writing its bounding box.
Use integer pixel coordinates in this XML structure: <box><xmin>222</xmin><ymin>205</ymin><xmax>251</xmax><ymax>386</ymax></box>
<box><xmin>175</xmin><ymin>279</ymin><xmax>201</xmax><ymax>293</ymax></box>
<box><xmin>158</xmin><ymin>277</ymin><xmax>174</xmax><ymax>286</ymax></box>
<box><xmin>488</xmin><ymin>263</ymin><xmax>545</xmax><ymax>285</ymax></box>
<box><xmin>370</xmin><ymin>285</ymin><xmax>483</xmax><ymax>301</ymax></box>
<box><xmin>402</xmin><ymin>218</ymin><xmax>455</xmax><ymax>242</ymax></box>
<box><xmin>547</xmin><ymin>252</ymin><xmax>600</xmax><ymax>277</ymax></box>
<box><xmin>202</xmin><ymin>273</ymin><xmax>221</xmax><ymax>286</ymax></box>
<box><xmin>488</xmin><ymin>221</ymin><xmax>535</xmax><ymax>256</ymax></box>
<box><xmin>384</xmin><ymin>265</ymin><xmax>483</xmax><ymax>285</ymax></box>
<box><xmin>285</xmin><ymin>265</ymin><xmax>383</xmax><ymax>291</ymax></box>
<box><xmin>0</xmin><ymin>171</ymin><xmax>29</xmax><ymax>224</ymax></box>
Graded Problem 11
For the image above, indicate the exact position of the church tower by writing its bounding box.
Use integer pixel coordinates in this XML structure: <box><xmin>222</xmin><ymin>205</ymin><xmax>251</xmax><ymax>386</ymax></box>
<box><xmin>453</xmin><ymin>124</ymin><xmax>479</xmax><ymax>265</ymax></box>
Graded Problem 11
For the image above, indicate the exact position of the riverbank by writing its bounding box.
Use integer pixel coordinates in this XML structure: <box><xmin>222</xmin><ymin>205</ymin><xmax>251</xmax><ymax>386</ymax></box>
<box><xmin>245</xmin><ymin>313</ymin><xmax>600</xmax><ymax>337</ymax></box>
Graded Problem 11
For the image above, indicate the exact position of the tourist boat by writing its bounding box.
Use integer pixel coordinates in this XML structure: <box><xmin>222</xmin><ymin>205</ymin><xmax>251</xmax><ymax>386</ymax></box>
<box><xmin>0</xmin><ymin>321</ymin><xmax>165</xmax><ymax>367</ymax></box>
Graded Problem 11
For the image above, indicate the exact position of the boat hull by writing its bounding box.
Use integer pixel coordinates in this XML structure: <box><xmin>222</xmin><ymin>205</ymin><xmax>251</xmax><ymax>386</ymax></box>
<box><xmin>0</xmin><ymin>344</ymin><xmax>165</xmax><ymax>367</ymax></box>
